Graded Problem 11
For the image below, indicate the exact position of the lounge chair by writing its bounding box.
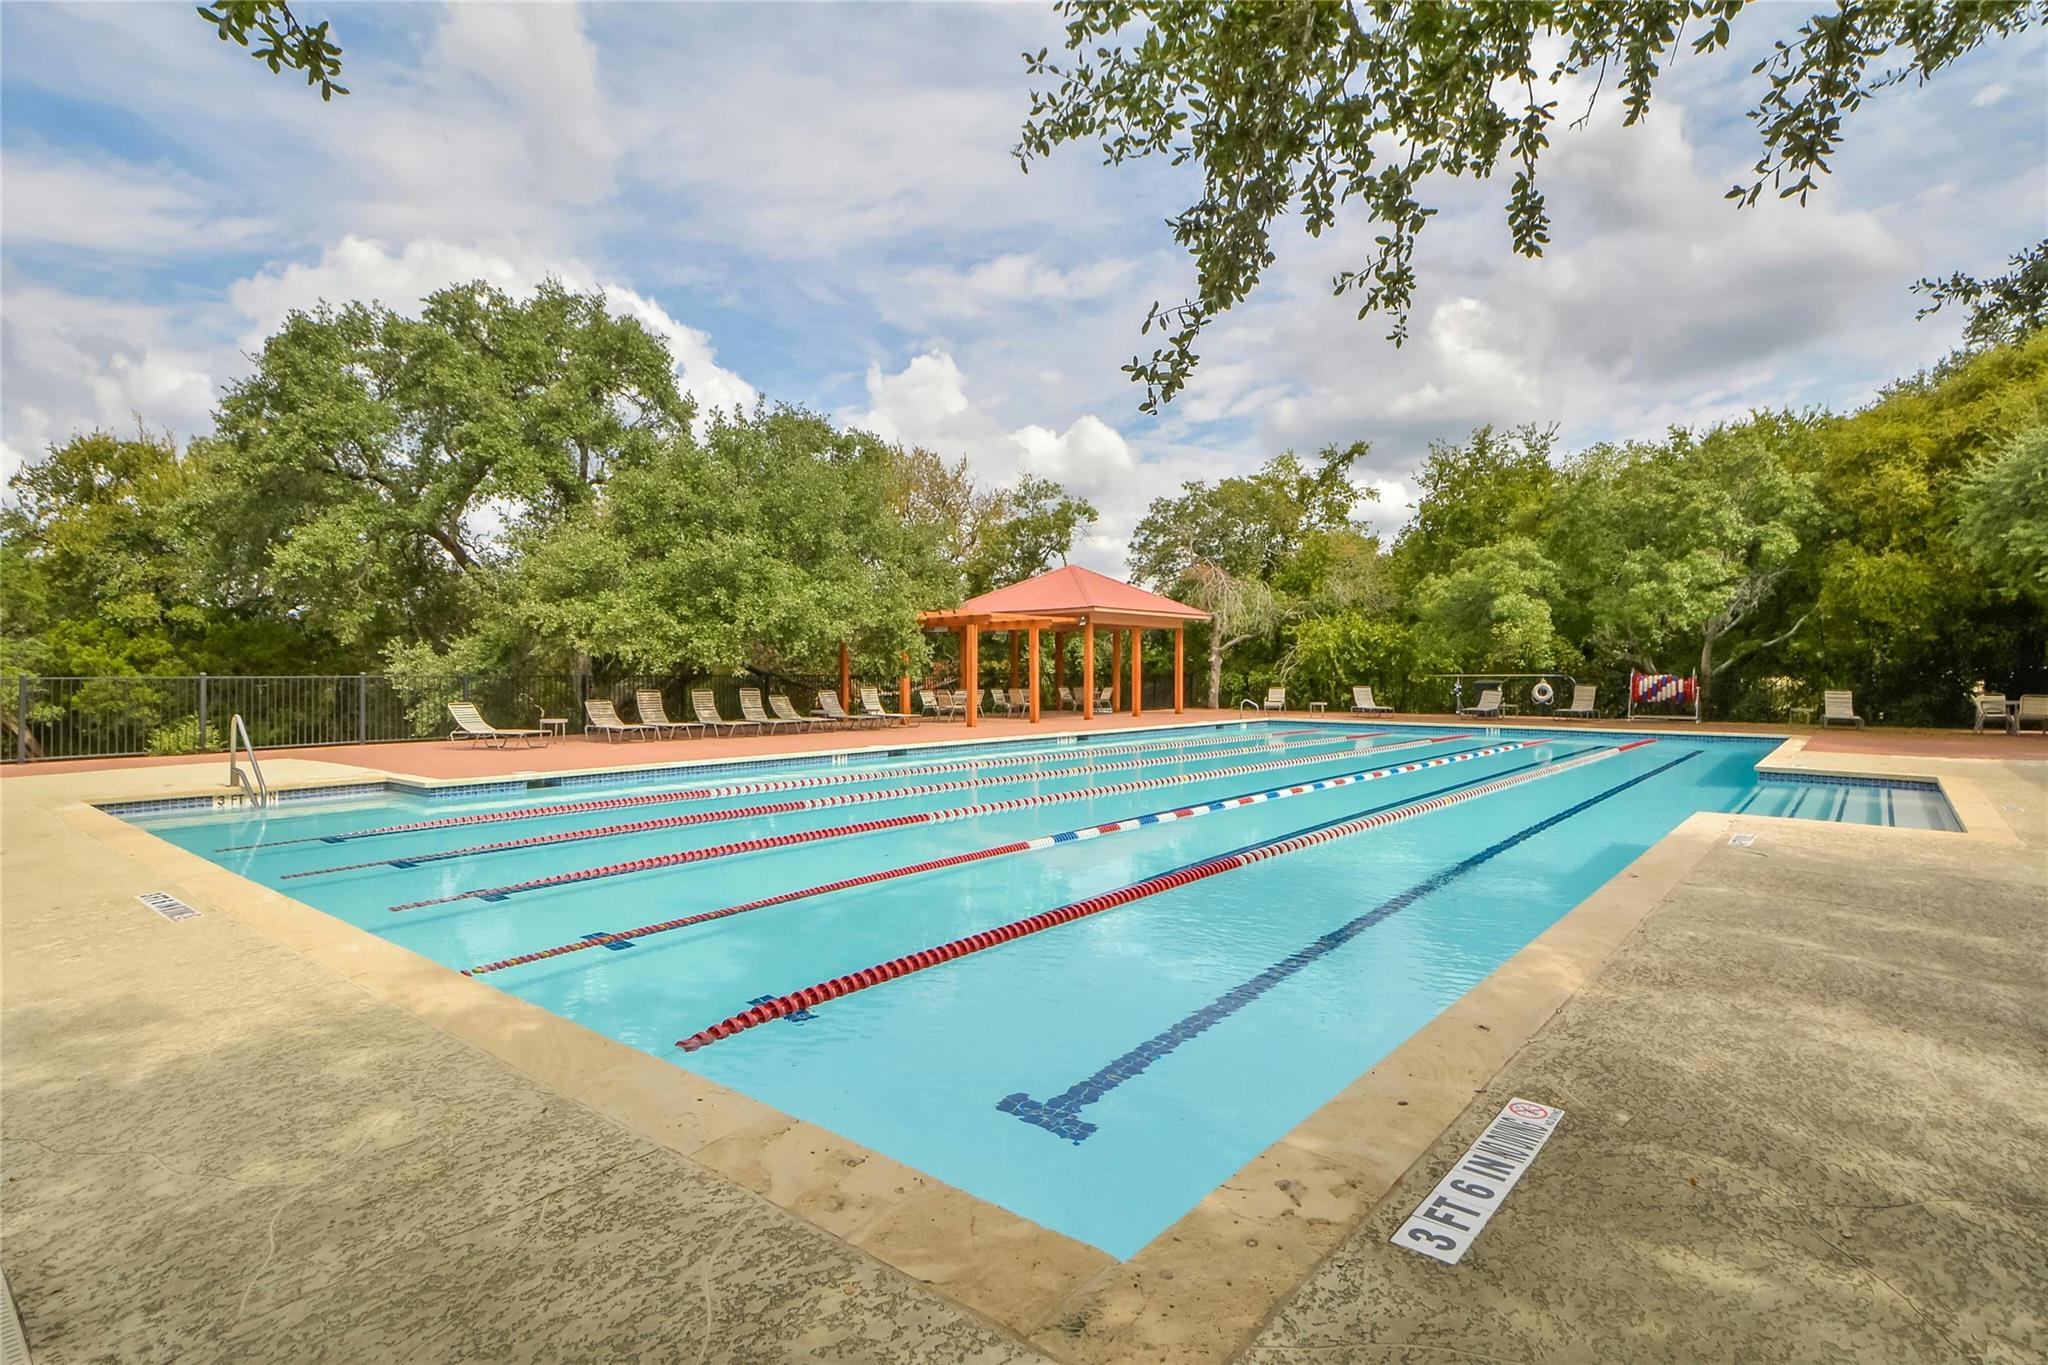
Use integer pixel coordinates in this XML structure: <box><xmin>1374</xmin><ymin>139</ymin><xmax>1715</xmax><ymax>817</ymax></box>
<box><xmin>740</xmin><ymin>687</ymin><xmax>805</xmax><ymax>732</ymax></box>
<box><xmin>691</xmin><ymin>688</ymin><xmax>752</xmax><ymax>737</ymax></box>
<box><xmin>917</xmin><ymin>687</ymin><xmax>958</xmax><ymax>719</ymax></box>
<box><xmin>861</xmin><ymin>686</ymin><xmax>912</xmax><ymax>725</ymax></box>
<box><xmin>447</xmin><ymin>701</ymin><xmax>545</xmax><ymax>749</ymax></box>
<box><xmin>1459</xmin><ymin>688</ymin><xmax>1504</xmax><ymax>718</ymax></box>
<box><xmin>1058</xmin><ymin>686</ymin><xmax>1077</xmax><ymax>710</ymax></box>
<box><xmin>1262</xmin><ymin>687</ymin><xmax>1286</xmax><ymax>713</ymax></box>
<box><xmin>769</xmin><ymin>695</ymin><xmax>815</xmax><ymax>731</ymax></box>
<box><xmin>585</xmin><ymin>697</ymin><xmax>660</xmax><ymax>742</ymax></box>
<box><xmin>635</xmin><ymin>688</ymin><xmax>701</xmax><ymax>740</ymax></box>
<box><xmin>1557</xmin><ymin>684</ymin><xmax>1598</xmax><ymax>719</ymax></box>
<box><xmin>1821</xmin><ymin>690</ymin><xmax>1865</xmax><ymax>729</ymax></box>
<box><xmin>1350</xmin><ymin>686</ymin><xmax>1392</xmax><ymax>715</ymax></box>
<box><xmin>2013</xmin><ymin>694</ymin><xmax>2048</xmax><ymax>735</ymax></box>
<box><xmin>1095</xmin><ymin>686</ymin><xmax>1113</xmax><ymax>712</ymax></box>
<box><xmin>1973</xmin><ymin>692</ymin><xmax>2011</xmax><ymax>734</ymax></box>
<box><xmin>815</xmin><ymin>692</ymin><xmax>880</xmax><ymax>729</ymax></box>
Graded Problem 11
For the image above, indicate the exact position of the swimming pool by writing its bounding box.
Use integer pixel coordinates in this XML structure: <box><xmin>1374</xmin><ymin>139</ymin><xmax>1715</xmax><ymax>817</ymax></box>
<box><xmin>127</xmin><ymin>720</ymin><xmax>1958</xmax><ymax>1257</ymax></box>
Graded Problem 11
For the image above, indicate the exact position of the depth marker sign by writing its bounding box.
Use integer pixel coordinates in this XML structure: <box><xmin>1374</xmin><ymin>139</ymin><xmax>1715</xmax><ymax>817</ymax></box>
<box><xmin>1392</xmin><ymin>1098</ymin><xmax>1563</xmax><ymax>1265</ymax></box>
<box><xmin>138</xmin><ymin>891</ymin><xmax>201</xmax><ymax>923</ymax></box>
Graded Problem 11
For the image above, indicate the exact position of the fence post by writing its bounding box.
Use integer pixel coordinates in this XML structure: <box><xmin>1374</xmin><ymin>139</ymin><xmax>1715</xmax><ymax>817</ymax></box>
<box><xmin>197</xmin><ymin>672</ymin><xmax>209</xmax><ymax>753</ymax></box>
<box><xmin>15</xmin><ymin>674</ymin><xmax>27</xmax><ymax>763</ymax></box>
<box><xmin>358</xmin><ymin>673</ymin><xmax>368</xmax><ymax>745</ymax></box>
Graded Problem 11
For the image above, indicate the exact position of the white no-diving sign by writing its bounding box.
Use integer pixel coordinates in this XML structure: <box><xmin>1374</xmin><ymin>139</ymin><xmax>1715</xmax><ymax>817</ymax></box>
<box><xmin>1392</xmin><ymin>1097</ymin><xmax>1563</xmax><ymax>1265</ymax></box>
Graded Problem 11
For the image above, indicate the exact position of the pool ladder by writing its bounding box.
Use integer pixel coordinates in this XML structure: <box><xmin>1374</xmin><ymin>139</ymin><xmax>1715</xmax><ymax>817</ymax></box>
<box><xmin>227</xmin><ymin>713</ymin><xmax>268</xmax><ymax>807</ymax></box>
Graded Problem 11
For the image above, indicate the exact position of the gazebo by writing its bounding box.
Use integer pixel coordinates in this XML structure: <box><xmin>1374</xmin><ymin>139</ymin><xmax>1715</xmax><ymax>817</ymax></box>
<box><xmin>915</xmin><ymin>565</ymin><xmax>1210</xmax><ymax>727</ymax></box>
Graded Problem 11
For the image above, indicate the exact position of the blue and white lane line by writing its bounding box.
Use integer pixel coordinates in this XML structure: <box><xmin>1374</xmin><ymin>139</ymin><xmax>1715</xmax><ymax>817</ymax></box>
<box><xmin>997</xmin><ymin>747</ymin><xmax>1702</xmax><ymax>1142</ymax></box>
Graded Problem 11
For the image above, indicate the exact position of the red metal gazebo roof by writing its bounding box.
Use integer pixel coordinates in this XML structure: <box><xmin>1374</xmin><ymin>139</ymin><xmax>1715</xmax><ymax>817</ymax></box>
<box><xmin>934</xmin><ymin>564</ymin><xmax>1208</xmax><ymax>629</ymax></box>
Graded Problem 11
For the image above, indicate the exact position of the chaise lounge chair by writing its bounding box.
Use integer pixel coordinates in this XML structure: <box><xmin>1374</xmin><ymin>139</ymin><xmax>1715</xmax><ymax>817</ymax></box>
<box><xmin>635</xmin><ymin>688</ymin><xmax>701</xmax><ymax>740</ymax></box>
<box><xmin>1557</xmin><ymin>684</ymin><xmax>1598</xmax><ymax>719</ymax></box>
<box><xmin>1821</xmin><ymin>690</ymin><xmax>1865</xmax><ymax>729</ymax></box>
<box><xmin>860</xmin><ymin>686</ymin><xmax>912</xmax><ymax>725</ymax></box>
<box><xmin>815</xmin><ymin>692</ymin><xmax>881</xmax><ymax>729</ymax></box>
<box><xmin>1350</xmin><ymin>685</ymin><xmax>1393</xmax><ymax>715</ymax></box>
<box><xmin>769</xmin><ymin>695</ymin><xmax>815</xmax><ymax>730</ymax></box>
<box><xmin>2013</xmin><ymin>694</ymin><xmax>2047</xmax><ymax>735</ymax></box>
<box><xmin>740</xmin><ymin>687</ymin><xmax>805</xmax><ymax>732</ymax></box>
<box><xmin>1459</xmin><ymin>687</ymin><xmax>1504</xmax><ymax>719</ymax></box>
<box><xmin>447</xmin><ymin>701</ymin><xmax>545</xmax><ymax>749</ymax></box>
<box><xmin>585</xmin><ymin>697</ymin><xmax>660</xmax><ymax>742</ymax></box>
<box><xmin>691</xmin><ymin>688</ymin><xmax>752</xmax><ymax>737</ymax></box>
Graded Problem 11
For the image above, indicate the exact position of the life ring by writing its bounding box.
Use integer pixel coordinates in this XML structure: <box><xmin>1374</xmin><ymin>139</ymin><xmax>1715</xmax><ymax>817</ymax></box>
<box><xmin>1531</xmin><ymin>680</ymin><xmax>1555</xmax><ymax>706</ymax></box>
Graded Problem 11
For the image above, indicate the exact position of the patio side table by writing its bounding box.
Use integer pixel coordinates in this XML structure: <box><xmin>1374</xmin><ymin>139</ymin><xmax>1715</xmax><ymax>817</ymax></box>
<box><xmin>538</xmin><ymin>716</ymin><xmax>568</xmax><ymax>742</ymax></box>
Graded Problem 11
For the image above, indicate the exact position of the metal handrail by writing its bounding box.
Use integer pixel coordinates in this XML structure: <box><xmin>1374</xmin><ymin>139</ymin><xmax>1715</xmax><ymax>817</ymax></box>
<box><xmin>227</xmin><ymin>713</ymin><xmax>268</xmax><ymax>807</ymax></box>
<box><xmin>1239</xmin><ymin>698</ymin><xmax>1262</xmax><ymax>715</ymax></box>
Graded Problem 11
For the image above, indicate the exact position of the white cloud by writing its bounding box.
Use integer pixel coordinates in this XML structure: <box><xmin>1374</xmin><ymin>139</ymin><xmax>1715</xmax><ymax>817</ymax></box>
<box><xmin>1972</xmin><ymin>82</ymin><xmax>2014</xmax><ymax>108</ymax></box>
<box><xmin>0</xmin><ymin>153</ymin><xmax>267</xmax><ymax>255</ymax></box>
<box><xmin>904</xmin><ymin>253</ymin><xmax>1136</xmax><ymax>317</ymax></box>
<box><xmin>0</xmin><ymin>285</ymin><xmax>217</xmax><ymax>461</ymax></box>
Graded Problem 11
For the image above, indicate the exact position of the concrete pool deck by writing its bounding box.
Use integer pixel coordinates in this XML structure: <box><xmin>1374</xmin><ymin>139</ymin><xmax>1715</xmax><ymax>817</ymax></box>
<box><xmin>2</xmin><ymin>728</ymin><xmax>2042</xmax><ymax>1362</ymax></box>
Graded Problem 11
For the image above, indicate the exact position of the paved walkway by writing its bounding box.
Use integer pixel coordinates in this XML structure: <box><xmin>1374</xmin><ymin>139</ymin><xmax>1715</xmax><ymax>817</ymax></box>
<box><xmin>1243</xmin><ymin>758</ymin><xmax>2047</xmax><ymax>1365</ymax></box>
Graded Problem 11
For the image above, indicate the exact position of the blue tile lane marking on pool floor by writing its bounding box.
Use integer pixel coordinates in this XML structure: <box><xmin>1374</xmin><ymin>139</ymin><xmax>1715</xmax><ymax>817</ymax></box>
<box><xmin>997</xmin><ymin>747</ymin><xmax>1704</xmax><ymax>1143</ymax></box>
<box><xmin>675</xmin><ymin>743</ymin><xmax>1634</xmax><ymax>1052</ymax></box>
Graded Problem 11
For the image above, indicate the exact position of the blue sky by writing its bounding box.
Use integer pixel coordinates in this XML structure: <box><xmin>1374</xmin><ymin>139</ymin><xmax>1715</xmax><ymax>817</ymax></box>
<box><xmin>3</xmin><ymin>3</ymin><xmax>2044</xmax><ymax>570</ymax></box>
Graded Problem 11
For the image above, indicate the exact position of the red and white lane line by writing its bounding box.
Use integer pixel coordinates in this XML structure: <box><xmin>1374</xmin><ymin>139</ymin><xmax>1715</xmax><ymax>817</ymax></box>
<box><xmin>219</xmin><ymin>724</ymin><xmax>1334</xmax><ymax>852</ymax></box>
<box><xmin>388</xmin><ymin>732</ymin><xmax>1471</xmax><ymax>912</ymax></box>
<box><xmin>675</xmin><ymin>740</ymin><xmax>1660</xmax><ymax>1052</ymax></box>
<box><xmin>462</xmin><ymin>733</ymin><xmax>1516</xmax><ymax>975</ymax></box>
<box><xmin>289</xmin><ymin>728</ymin><xmax>1391</xmax><ymax>882</ymax></box>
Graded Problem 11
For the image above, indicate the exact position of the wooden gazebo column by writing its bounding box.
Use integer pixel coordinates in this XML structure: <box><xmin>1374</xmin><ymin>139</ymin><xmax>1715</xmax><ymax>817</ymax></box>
<box><xmin>1009</xmin><ymin>634</ymin><xmax>1020</xmax><ymax>696</ymax></box>
<box><xmin>838</xmin><ymin>642</ymin><xmax>852</xmax><ymax>711</ymax></box>
<box><xmin>1131</xmin><ymin>629</ymin><xmax>1144</xmax><ymax>718</ymax></box>
<box><xmin>963</xmin><ymin>623</ymin><xmax>980</xmax><ymax>728</ymax></box>
<box><xmin>900</xmin><ymin>651</ymin><xmax>912</xmax><ymax>721</ymax></box>
<box><xmin>1052</xmin><ymin>631</ymin><xmax>1066</xmax><ymax>706</ymax></box>
<box><xmin>1174</xmin><ymin>624</ymin><xmax>1185</xmax><ymax>713</ymax></box>
<box><xmin>1028</xmin><ymin>629</ymin><xmax>1041</xmax><ymax>722</ymax></box>
<box><xmin>1082</xmin><ymin>621</ymin><xmax>1096</xmax><ymax>719</ymax></box>
<box><xmin>1111</xmin><ymin>632</ymin><xmax>1124</xmax><ymax>712</ymax></box>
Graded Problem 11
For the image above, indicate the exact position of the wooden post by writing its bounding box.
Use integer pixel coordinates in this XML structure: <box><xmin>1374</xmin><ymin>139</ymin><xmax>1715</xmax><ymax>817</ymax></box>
<box><xmin>1009</xmin><ymin>634</ymin><xmax>1020</xmax><ymax>692</ymax></box>
<box><xmin>1028</xmin><ymin>628</ymin><xmax>1041</xmax><ymax>722</ymax></box>
<box><xmin>963</xmin><ymin>623</ymin><xmax>980</xmax><ymax>728</ymax></box>
<box><xmin>1082</xmin><ymin>621</ymin><xmax>1095</xmax><ymax>719</ymax></box>
<box><xmin>1131</xmin><ymin>629</ymin><xmax>1143</xmax><ymax>718</ymax></box>
<box><xmin>900</xmin><ymin>652</ymin><xmax>912</xmax><ymax>724</ymax></box>
<box><xmin>839</xmin><ymin>641</ymin><xmax>851</xmax><ymax>711</ymax></box>
<box><xmin>1174</xmin><ymin>624</ymin><xmax>1185</xmax><ymax>714</ymax></box>
<box><xmin>1111</xmin><ymin>631</ymin><xmax>1124</xmax><ymax>712</ymax></box>
<box><xmin>1052</xmin><ymin>631</ymin><xmax>1066</xmax><ymax>706</ymax></box>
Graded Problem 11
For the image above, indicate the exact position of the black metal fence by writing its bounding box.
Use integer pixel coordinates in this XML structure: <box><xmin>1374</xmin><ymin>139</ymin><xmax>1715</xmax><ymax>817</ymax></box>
<box><xmin>2</xmin><ymin>673</ymin><xmax>835</xmax><ymax>762</ymax></box>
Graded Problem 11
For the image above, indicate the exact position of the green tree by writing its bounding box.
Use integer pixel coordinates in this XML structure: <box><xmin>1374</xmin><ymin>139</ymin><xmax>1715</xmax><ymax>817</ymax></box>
<box><xmin>1545</xmin><ymin>417</ymin><xmax>1819</xmax><ymax>713</ymax></box>
<box><xmin>1178</xmin><ymin>561</ymin><xmax>1279</xmax><ymax>707</ymax></box>
<box><xmin>187</xmin><ymin>280</ymin><xmax>694</xmax><ymax>653</ymax></box>
<box><xmin>1412</xmin><ymin>537</ymin><xmax>1571</xmax><ymax>674</ymax></box>
<box><xmin>197</xmin><ymin>2</ymin><xmax>346</xmax><ymax>99</ymax></box>
<box><xmin>1392</xmin><ymin>425</ymin><xmax>1556</xmax><ymax>587</ymax></box>
<box><xmin>1954</xmin><ymin>423</ymin><xmax>2048</xmax><ymax>605</ymax></box>
<box><xmin>968</xmin><ymin>474</ymin><xmax>1099</xmax><ymax>594</ymax></box>
<box><xmin>1128</xmin><ymin>444</ymin><xmax>1368</xmax><ymax>585</ymax></box>
<box><xmin>1018</xmin><ymin>1</ymin><xmax>2046</xmax><ymax>409</ymax></box>
<box><xmin>390</xmin><ymin>406</ymin><xmax>959</xmax><ymax>687</ymax></box>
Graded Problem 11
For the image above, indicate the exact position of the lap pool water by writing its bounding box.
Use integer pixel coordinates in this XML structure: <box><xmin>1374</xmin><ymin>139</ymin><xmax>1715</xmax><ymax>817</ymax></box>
<box><xmin>125</xmin><ymin>720</ymin><xmax>1956</xmax><ymax>1256</ymax></box>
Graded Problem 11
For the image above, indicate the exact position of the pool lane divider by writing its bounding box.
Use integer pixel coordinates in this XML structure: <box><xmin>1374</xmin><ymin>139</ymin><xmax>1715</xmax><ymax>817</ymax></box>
<box><xmin>999</xmin><ymin>745</ymin><xmax>1704</xmax><ymax>1142</ymax></box>
<box><xmin>460</xmin><ymin>732</ymin><xmax>1508</xmax><ymax>975</ymax></box>
<box><xmin>287</xmin><ymin>728</ymin><xmax>1391</xmax><ymax>881</ymax></box>
<box><xmin>673</xmin><ymin>739</ymin><xmax>1663</xmax><ymax>1053</ymax></box>
<box><xmin>388</xmin><ymin>732</ymin><xmax>1469</xmax><ymax>912</ymax></box>
<box><xmin>216</xmin><ymin>724</ymin><xmax>1335</xmax><ymax>852</ymax></box>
